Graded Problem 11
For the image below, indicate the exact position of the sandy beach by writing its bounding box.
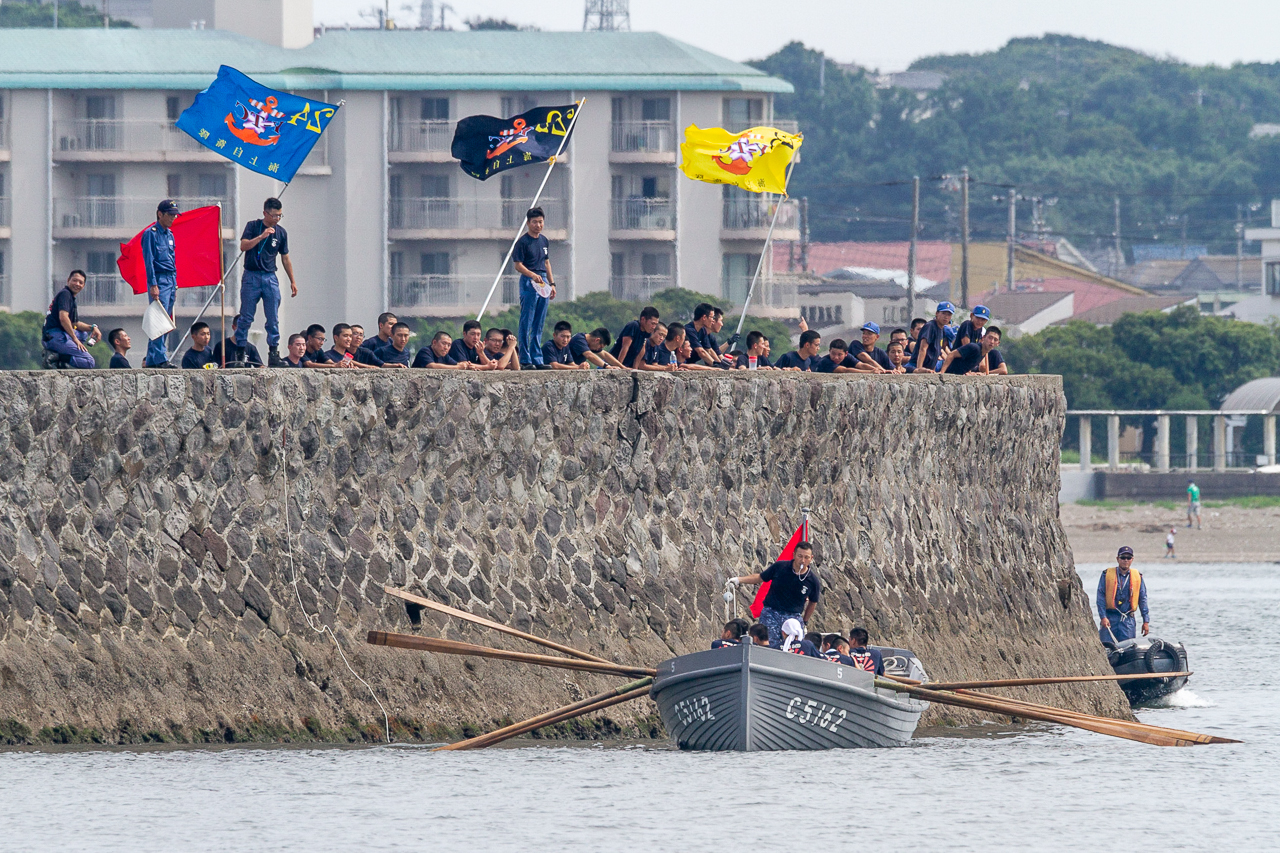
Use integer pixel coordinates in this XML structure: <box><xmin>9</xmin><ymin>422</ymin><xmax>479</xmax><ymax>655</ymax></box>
<box><xmin>1062</xmin><ymin>502</ymin><xmax>1280</xmax><ymax>564</ymax></box>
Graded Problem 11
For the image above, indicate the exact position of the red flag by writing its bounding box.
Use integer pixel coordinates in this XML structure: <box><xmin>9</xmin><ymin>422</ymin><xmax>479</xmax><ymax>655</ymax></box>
<box><xmin>750</xmin><ymin>517</ymin><xmax>810</xmax><ymax>619</ymax></box>
<box><xmin>117</xmin><ymin>206</ymin><xmax>224</xmax><ymax>295</ymax></box>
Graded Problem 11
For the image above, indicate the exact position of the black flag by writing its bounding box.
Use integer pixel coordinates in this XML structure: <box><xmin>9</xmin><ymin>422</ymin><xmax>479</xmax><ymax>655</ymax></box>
<box><xmin>451</xmin><ymin>104</ymin><xmax>579</xmax><ymax>180</ymax></box>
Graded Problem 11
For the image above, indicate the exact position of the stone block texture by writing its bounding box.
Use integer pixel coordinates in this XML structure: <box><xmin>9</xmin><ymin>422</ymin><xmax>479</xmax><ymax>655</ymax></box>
<box><xmin>0</xmin><ymin>370</ymin><xmax>1126</xmax><ymax>742</ymax></box>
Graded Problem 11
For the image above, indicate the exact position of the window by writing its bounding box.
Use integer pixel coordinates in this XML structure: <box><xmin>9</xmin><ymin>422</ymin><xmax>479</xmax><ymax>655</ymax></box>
<box><xmin>87</xmin><ymin>174</ymin><xmax>116</xmax><ymax>196</ymax></box>
<box><xmin>86</xmin><ymin>95</ymin><xmax>116</xmax><ymax>119</ymax></box>
<box><xmin>611</xmin><ymin>174</ymin><xmax>625</xmax><ymax>199</ymax></box>
<box><xmin>166</xmin><ymin>97</ymin><xmax>181</xmax><ymax>122</ymax></box>
<box><xmin>611</xmin><ymin>97</ymin><xmax>625</xmax><ymax>122</ymax></box>
<box><xmin>723</xmin><ymin>98</ymin><xmax>763</xmax><ymax>128</ymax></box>
<box><xmin>500</xmin><ymin>174</ymin><xmax>515</xmax><ymax>200</ymax></box>
<box><xmin>611</xmin><ymin>252</ymin><xmax>625</xmax><ymax>278</ymax></box>
<box><xmin>501</xmin><ymin>96</ymin><xmax>537</xmax><ymax>118</ymax></box>
<box><xmin>421</xmin><ymin>98</ymin><xmax>449</xmax><ymax>120</ymax></box>
<box><xmin>389</xmin><ymin>252</ymin><xmax>404</xmax><ymax>278</ymax></box>
<box><xmin>166</xmin><ymin>174</ymin><xmax>181</xmax><ymax>198</ymax></box>
<box><xmin>641</xmin><ymin>253</ymin><xmax>671</xmax><ymax>276</ymax></box>
<box><xmin>198</xmin><ymin>173</ymin><xmax>226</xmax><ymax>198</ymax></box>
<box><xmin>421</xmin><ymin>174</ymin><xmax>449</xmax><ymax>197</ymax></box>
<box><xmin>722</xmin><ymin>253</ymin><xmax>759</xmax><ymax>304</ymax></box>
<box><xmin>420</xmin><ymin>252</ymin><xmax>450</xmax><ymax>275</ymax></box>
<box><xmin>641</xmin><ymin>98</ymin><xmax>671</xmax><ymax>121</ymax></box>
<box><xmin>1267</xmin><ymin>261</ymin><xmax>1280</xmax><ymax>296</ymax></box>
<box><xmin>642</xmin><ymin>177</ymin><xmax>660</xmax><ymax>199</ymax></box>
<box><xmin>86</xmin><ymin>250</ymin><xmax>115</xmax><ymax>275</ymax></box>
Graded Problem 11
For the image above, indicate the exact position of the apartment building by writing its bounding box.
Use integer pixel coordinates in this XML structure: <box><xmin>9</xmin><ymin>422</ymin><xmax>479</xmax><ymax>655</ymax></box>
<box><xmin>0</xmin><ymin>20</ymin><xmax>796</xmax><ymax>349</ymax></box>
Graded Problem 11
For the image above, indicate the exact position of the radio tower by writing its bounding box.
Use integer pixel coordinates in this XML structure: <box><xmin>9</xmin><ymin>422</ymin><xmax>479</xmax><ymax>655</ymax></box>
<box><xmin>583</xmin><ymin>0</ymin><xmax>630</xmax><ymax>31</ymax></box>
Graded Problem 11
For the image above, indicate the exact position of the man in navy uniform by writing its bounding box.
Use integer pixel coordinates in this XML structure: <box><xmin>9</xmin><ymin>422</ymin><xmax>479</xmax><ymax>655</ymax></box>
<box><xmin>847</xmin><ymin>627</ymin><xmax>885</xmax><ymax>675</ymax></box>
<box><xmin>910</xmin><ymin>301</ymin><xmax>954</xmax><ymax>373</ymax></box>
<box><xmin>1096</xmin><ymin>545</ymin><xmax>1150</xmax><ymax>644</ymax></box>
<box><xmin>726</xmin><ymin>542</ymin><xmax>822</xmax><ymax>647</ymax></box>
<box><xmin>42</xmin><ymin>270</ymin><xmax>100</xmax><ymax>369</ymax></box>
<box><xmin>236</xmin><ymin>197</ymin><xmax>296</xmax><ymax>367</ymax></box>
<box><xmin>513</xmin><ymin>206</ymin><xmax>554</xmax><ymax>368</ymax></box>
<box><xmin>142</xmin><ymin>199</ymin><xmax>179</xmax><ymax>367</ymax></box>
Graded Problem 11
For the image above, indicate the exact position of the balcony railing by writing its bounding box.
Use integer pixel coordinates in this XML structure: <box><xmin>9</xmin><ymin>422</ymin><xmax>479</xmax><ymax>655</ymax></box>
<box><xmin>54</xmin><ymin>196</ymin><xmax>232</xmax><ymax>230</ymax></box>
<box><xmin>388</xmin><ymin>274</ymin><xmax>521</xmax><ymax>311</ymax></box>
<box><xmin>723</xmin><ymin>196</ymin><xmax>798</xmax><ymax>231</ymax></box>
<box><xmin>610</xmin><ymin>274</ymin><xmax>675</xmax><ymax>302</ymax></box>
<box><xmin>610</xmin><ymin>197</ymin><xmax>675</xmax><ymax>231</ymax></box>
<box><xmin>0</xmin><ymin>196</ymin><xmax>9</xmax><ymax>228</ymax></box>
<box><xmin>389</xmin><ymin>197</ymin><xmax>567</xmax><ymax>232</ymax></box>
<box><xmin>610</xmin><ymin>120</ymin><xmax>675</xmax><ymax>153</ymax></box>
<box><xmin>53</xmin><ymin>119</ymin><xmax>211</xmax><ymax>155</ymax></box>
<box><xmin>388</xmin><ymin>119</ymin><xmax>457</xmax><ymax>153</ymax></box>
<box><xmin>55</xmin><ymin>275</ymin><xmax>234</xmax><ymax>312</ymax></box>
<box><xmin>724</xmin><ymin>119</ymin><xmax>801</xmax><ymax>135</ymax></box>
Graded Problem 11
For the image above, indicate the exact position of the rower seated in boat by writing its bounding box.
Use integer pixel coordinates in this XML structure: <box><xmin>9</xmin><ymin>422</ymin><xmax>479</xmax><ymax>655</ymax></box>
<box><xmin>820</xmin><ymin>635</ymin><xmax>855</xmax><ymax>665</ymax></box>
<box><xmin>711</xmin><ymin>619</ymin><xmax>749</xmax><ymax>649</ymax></box>
<box><xmin>747</xmin><ymin>623</ymin><xmax>770</xmax><ymax>646</ymax></box>
<box><xmin>781</xmin><ymin>618</ymin><xmax>821</xmax><ymax>657</ymax></box>
<box><xmin>726</xmin><ymin>542</ymin><xmax>821</xmax><ymax>646</ymax></box>
<box><xmin>847</xmin><ymin>628</ymin><xmax>885</xmax><ymax>675</ymax></box>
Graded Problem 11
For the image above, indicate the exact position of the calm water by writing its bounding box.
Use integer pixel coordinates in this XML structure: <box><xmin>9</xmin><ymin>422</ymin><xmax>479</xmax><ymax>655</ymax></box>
<box><xmin>1</xmin><ymin>563</ymin><xmax>1277</xmax><ymax>852</ymax></box>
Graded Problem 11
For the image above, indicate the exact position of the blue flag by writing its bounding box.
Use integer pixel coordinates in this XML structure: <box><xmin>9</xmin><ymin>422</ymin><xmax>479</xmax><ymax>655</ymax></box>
<box><xmin>176</xmin><ymin>66</ymin><xmax>339</xmax><ymax>182</ymax></box>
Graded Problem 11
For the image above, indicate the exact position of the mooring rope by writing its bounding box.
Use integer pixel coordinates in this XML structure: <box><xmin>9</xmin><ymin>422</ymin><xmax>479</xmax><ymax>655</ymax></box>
<box><xmin>278</xmin><ymin>423</ymin><xmax>392</xmax><ymax>744</ymax></box>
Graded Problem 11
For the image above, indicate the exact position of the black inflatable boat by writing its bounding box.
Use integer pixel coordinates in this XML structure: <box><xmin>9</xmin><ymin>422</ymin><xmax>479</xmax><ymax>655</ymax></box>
<box><xmin>1104</xmin><ymin>637</ymin><xmax>1189</xmax><ymax>705</ymax></box>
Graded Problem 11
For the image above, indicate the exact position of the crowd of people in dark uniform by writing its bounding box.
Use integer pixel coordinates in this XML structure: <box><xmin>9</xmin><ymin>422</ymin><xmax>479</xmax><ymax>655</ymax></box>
<box><xmin>711</xmin><ymin>617</ymin><xmax>886</xmax><ymax>676</ymax></box>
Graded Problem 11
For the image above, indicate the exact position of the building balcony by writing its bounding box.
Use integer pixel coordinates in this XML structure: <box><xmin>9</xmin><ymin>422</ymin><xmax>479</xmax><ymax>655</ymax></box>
<box><xmin>609</xmin><ymin>198</ymin><xmax>676</xmax><ymax>240</ymax></box>
<box><xmin>388</xmin><ymin>197</ymin><xmax>568</xmax><ymax>240</ymax></box>
<box><xmin>56</xmin><ymin>274</ymin><xmax>233</xmax><ymax>316</ymax></box>
<box><xmin>724</xmin><ymin>119</ymin><xmax>800</xmax><ymax>135</ymax></box>
<box><xmin>52</xmin><ymin>120</ymin><xmax>225</xmax><ymax>162</ymax></box>
<box><xmin>609</xmin><ymin>274</ymin><xmax>675</xmax><ymax>302</ymax></box>
<box><xmin>722</xmin><ymin>196</ymin><xmax>800</xmax><ymax>241</ymax></box>
<box><xmin>388</xmin><ymin>273</ymin><xmax>520</xmax><ymax>314</ymax></box>
<box><xmin>610</xmin><ymin>120</ymin><xmax>676</xmax><ymax>163</ymax></box>
<box><xmin>388</xmin><ymin>120</ymin><xmax>457</xmax><ymax>162</ymax></box>
<box><xmin>52</xmin><ymin>197</ymin><xmax>235</xmax><ymax>239</ymax></box>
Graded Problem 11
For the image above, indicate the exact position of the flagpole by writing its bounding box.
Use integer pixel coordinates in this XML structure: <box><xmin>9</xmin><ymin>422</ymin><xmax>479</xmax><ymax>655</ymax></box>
<box><xmin>733</xmin><ymin>160</ymin><xmax>797</xmax><ymax>339</ymax></box>
<box><xmin>475</xmin><ymin>99</ymin><xmax>586</xmax><ymax>321</ymax></box>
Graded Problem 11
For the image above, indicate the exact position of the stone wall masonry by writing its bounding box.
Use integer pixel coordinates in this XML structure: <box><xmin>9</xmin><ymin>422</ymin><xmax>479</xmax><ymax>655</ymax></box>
<box><xmin>0</xmin><ymin>369</ymin><xmax>1127</xmax><ymax>744</ymax></box>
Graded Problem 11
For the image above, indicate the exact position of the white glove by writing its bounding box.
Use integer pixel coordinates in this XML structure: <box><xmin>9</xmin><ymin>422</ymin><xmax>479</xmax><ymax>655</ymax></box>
<box><xmin>725</xmin><ymin>576</ymin><xmax>740</xmax><ymax>589</ymax></box>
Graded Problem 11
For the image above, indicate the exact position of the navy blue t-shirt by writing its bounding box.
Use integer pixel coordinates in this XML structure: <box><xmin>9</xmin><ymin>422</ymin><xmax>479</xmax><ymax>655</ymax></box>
<box><xmin>710</xmin><ymin>638</ymin><xmax>742</xmax><ymax>650</ymax></box>
<box><xmin>360</xmin><ymin>335</ymin><xmax>390</xmax><ymax>353</ymax></box>
<box><xmin>848</xmin><ymin>343</ymin><xmax>893</xmax><ymax>370</ymax></box>
<box><xmin>568</xmin><ymin>333</ymin><xmax>594</xmax><ymax>365</ymax></box>
<box><xmin>848</xmin><ymin>647</ymin><xmax>885</xmax><ymax>676</ymax></box>
<box><xmin>812</xmin><ymin>353</ymin><xmax>856</xmax><ymax>373</ymax></box>
<box><xmin>759</xmin><ymin>560</ymin><xmax>821</xmax><ymax>613</ymax></box>
<box><xmin>542</xmin><ymin>340</ymin><xmax>574</xmax><ymax>365</ymax></box>
<box><xmin>301</xmin><ymin>348</ymin><xmax>334</xmax><ymax>366</ymax></box>
<box><xmin>821</xmin><ymin>649</ymin><xmax>856</xmax><ymax>666</ymax></box>
<box><xmin>211</xmin><ymin>338</ymin><xmax>263</xmax><ymax>366</ymax></box>
<box><xmin>448</xmin><ymin>338</ymin><xmax>483</xmax><ymax>365</ymax></box>
<box><xmin>413</xmin><ymin>346</ymin><xmax>457</xmax><ymax>368</ymax></box>
<box><xmin>734</xmin><ymin>352</ymin><xmax>773</xmax><ymax>368</ymax></box>
<box><xmin>181</xmin><ymin>347</ymin><xmax>216</xmax><ymax>369</ymax></box>
<box><xmin>355</xmin><ymin>345</ymin><xmax>384</xmax><ymax>366</ymax></box>
<box><xmin>109</xmin><ymin>352</ymin><xmax>131</xmax><ymax>369</ymax></box>
<box><xmin>780</xmin><ymin>639</ymin><xmax>822</xmax><ymax>657</ymax></box>
<box><xmin>955</xmin><ymin>319</ymin><xmax>985</xmax><ymax>346</ymax></box>
<box><xmin>376</xmin><ymin>342</ymin><xmax>412</xmax><ymax>366</ymax></box>
<box><xmin>646</xmin><ymin>342</ymin><xmax>678</xmax><ymax>366</ymax></box>
<box><xmin>325</xmin><ymin>347</ymin><xmax>355</xmax><ymax>365</ymax></box>
<box><xmin>610</xmin><ymin>320</ymin><xmax>646</xmax><ymax>366</ymax></box>
<box><xmin>944</xmin><ymin>342</ymin><xmax>986</xmax><ymax>375</ymax></box>
<box><xmin>513</xmin><ymin>232</ymin><xmax>550</xmax><ymax>276</ymax></box>
<box><xmin>773</xmin><ymin>351</ymin><xmax>812</xmax><ymax>370</ymax></box>
<box><xmin>241</xmin><ymin>220</ymin><xmax>289</xmax><ymax>273</ymax></box>
<box><xmin>43</xmin><ymin>287</ymin><xmax>77</xmax><ymax>335</ymax></box>
<box><xmin>987</xmin><ymin>349</ymin><xmax>1005</xmax><ymax>372</ymax></box>
<box><xmin>914</xmin><ymin>320</ymin><xmax>947</xmax><ymax>369</ymax></box>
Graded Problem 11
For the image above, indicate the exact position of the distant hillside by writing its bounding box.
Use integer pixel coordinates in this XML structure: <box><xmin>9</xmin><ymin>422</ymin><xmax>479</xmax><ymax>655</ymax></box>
<box><xmin>751</xmin><ymin>35</ymin><xmax>1280</xmax><ymax>255</ymax></box>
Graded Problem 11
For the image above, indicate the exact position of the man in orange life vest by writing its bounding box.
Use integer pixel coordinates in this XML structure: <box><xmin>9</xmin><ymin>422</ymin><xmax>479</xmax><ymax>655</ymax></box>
<box><xmin>1096</xmin><ymin>545</ymin><xmax>1150</xmax><ymax>644</ymax></box>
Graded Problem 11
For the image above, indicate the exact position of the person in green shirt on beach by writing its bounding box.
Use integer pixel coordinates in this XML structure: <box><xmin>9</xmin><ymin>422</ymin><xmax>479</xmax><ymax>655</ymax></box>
<box><xmin>1186</xmin><ymin>480</ymin><xmax>1201</xmax><ymax>529</ymax></box>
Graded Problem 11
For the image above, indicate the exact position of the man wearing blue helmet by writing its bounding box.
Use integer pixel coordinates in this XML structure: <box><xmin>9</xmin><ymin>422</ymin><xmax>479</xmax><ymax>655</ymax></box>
<box><xmin>911</xmin><ymin>302</ymin><xmax>953</xmax><ymax>373</ymax></box>
<box><xmin>956</xmin><ymin>305</ymin><xmax>990</xmax><ymax>347</ymax></box>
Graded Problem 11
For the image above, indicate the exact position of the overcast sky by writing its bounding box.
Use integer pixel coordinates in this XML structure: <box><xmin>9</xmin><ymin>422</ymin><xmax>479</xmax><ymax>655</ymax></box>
<box><xmin>314</xmin><ymin>0</ymin><xmax>1280</xmax><ymax>70</ymax></box>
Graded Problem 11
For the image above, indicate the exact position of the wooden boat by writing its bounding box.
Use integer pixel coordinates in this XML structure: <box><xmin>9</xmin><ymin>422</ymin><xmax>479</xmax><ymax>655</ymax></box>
<box><xmin>649</xmin><ymin>642</ymin><xmax>930</xmax><ymax>751</ymax></box>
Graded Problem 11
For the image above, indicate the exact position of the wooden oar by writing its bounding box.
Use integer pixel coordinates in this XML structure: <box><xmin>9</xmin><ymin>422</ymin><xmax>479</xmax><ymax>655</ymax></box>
<box><xmin>436</xmin><ymin>677</ymin><xmax>655</xmax><ymax>752</ymax></box>
<box><xmin>950</xmin><ymin>689</ymin><xmax>1240</xmax><ymax>745</ymax></box>
<box><xmin>876</xmin><ymin>678</ymin><xmax>1226</xmax><ymax>747</ymax></box>
<box><xmin>367</xmin><ymin>630</ymin><xmax>656</xmax><ymax>678</ymax></box>
<box><xmin>919</xmin><ymin>672</ymin><xmax>1193</xmax><ymax>691</ymax></box>
<box><xmin>384</xmin><ymin>585</ymin><xmax>611</xmax><ymax>664</ymax></box>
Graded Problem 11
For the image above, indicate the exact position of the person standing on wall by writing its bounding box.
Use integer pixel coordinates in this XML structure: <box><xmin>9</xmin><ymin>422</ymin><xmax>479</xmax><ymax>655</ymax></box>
<box><xmin>513</xmin><ymin>206</ymin><xmax>554</xmax><ymax>368</ymax></box>
<box><xmin>236</xmin><ymin>198</ymin><xmax>297</xmax><ymax>367</ymax></box>
<box><xmin>142</xmin><ymin>199</ymin><xmax>180</xmax><ymax>367</ymax></box>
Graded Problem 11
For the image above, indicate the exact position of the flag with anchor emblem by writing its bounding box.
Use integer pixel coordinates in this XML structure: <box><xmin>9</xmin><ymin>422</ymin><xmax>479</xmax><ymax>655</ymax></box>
<box><xmin>679</xmin><ymin>125</ymin><xmax>802</xmax><ymax>194</ymax></box>
<box><xmin>451</xmin><ymin>104</ymin><xmax>579</xmax><ymax>180</ymax></box>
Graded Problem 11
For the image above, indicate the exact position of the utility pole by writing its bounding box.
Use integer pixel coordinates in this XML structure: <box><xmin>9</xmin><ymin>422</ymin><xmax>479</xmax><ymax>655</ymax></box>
<box><xmin>799</xmin><ymin>197</ymin><xmax>810</xmax><ymax>273</ymax></box>
<box><xmin>908</xmin><ymin>176</ymin><xmax>919</xmax><ymax>322</ymax></box>
<box><xmin>1006</xmin><ymin>187</ymin><xmax>1016</xmax><ymax>293</ymax></box>
<box><xmin>960</xmin><ymin>166</ymin><xmax>970</xmax><ymax>309</ymax></box>
<box><xmin>53</xmin><ymin>0</ymin><xmax>59</xmax><ymax>28</ymax></box>
<box><xmin>1113</xmin><ymin>195</ymin><xmax>1122</xmax><ymax>275</ymax></box>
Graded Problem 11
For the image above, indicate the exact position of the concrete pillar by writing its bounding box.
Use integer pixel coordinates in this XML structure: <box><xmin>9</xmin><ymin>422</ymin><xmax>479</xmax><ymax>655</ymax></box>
<box><xmin>1266</xmin><ymin>415</ymin><xmax>1276</xmax><ymax>467</ymax></box>
<box><xmin>1214</xmin><ymin>415</ymin><xmax>1227</xmax><ymax>472</ymax></box>
<box><xmin>1156</xmin><ymin>414</ymin><xmax>1170</xmax><ymax>472</ymax></box>
<box><xmin>1108</xmin><ymin>415</ymin><xmax>1120</xmax><ymax>471</ymax></box>
<box><xmin>1185</xmin><ymin>416</ymin><xmax>1198</xmax><ymax>471</ymax></box>
<box><xmin>1079</xmin><ymin>416</ymin><xmax>1092</xmax><ymax>472</ymax></box>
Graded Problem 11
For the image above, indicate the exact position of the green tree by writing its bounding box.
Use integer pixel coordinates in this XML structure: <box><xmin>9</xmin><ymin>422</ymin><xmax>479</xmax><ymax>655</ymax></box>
<box><xmin>0</xmin><ymin>0</ymin><xmax>135</xmax><ymax>27</ymax></box>
<box><xmin>0</xmin><ymin>312</ymin><xmax>46</xmax><ymax>370</ymax></box>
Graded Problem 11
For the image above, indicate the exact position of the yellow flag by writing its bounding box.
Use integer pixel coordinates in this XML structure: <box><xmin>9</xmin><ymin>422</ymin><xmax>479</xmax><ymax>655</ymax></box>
<box><xmin>678</xmin><ymin>125</ymin><xmax>802</xmax><ymax>194</ymax></box>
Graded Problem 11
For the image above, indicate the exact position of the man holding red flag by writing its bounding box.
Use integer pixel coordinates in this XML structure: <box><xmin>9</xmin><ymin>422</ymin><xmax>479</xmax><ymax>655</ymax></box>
<box><xmin>727</xmin><ymin>531</ymin><xmax>821</xmax><ymax>647</ymax></box>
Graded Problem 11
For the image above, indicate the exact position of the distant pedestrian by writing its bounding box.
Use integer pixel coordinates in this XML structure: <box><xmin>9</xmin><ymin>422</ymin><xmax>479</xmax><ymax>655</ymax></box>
<box><xmin>142</xmin><ymin>200</ymin><xmax>180</xmax><ymax>367</ymax></box>
<box><xmin>514</xmin><ymin>207</ymin><xmax>555</xmax><ymax>367</ymax></box>
<box><xmin>1165</xmin><ymin>528</ymin><xmax>1176</xmax><ymax>558</ymax></box>
<box><xmin>1186</xmin><ymin>480</ymin><xmax>1201</xmax><ymax>529</ymax></box>
<box><xmin>42</xmin><ymin>270</ymin><xmax>100</xmax><ymax>369</ymax></box>
<box><xmin>236</xmin><ymin>197</ymin><xmax>297</xmax><ymax>367</ymax></box>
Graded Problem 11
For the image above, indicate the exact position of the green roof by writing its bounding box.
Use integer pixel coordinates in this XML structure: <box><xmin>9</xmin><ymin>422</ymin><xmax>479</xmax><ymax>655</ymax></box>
<box><xmin>0</xmin><ymin>29</ymin><xmax>791</xmax><ymax>93</ymax></box>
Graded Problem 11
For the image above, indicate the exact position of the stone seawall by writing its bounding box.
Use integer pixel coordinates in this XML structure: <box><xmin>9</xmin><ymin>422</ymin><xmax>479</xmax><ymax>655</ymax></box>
<box><xmin>0</xmin><ymin>370</ymin><xmax>1125</xmax><ymax>745</ymax></box>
